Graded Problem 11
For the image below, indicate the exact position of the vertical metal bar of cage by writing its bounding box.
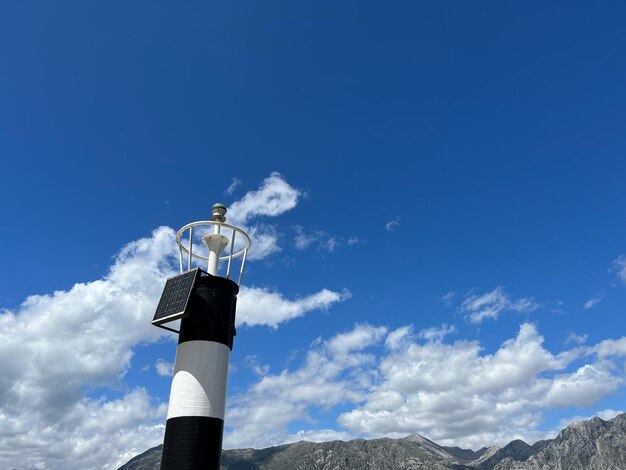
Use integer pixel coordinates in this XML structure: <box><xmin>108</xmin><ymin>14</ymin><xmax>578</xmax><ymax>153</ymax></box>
<box><xmin>187</xmin><ymin>227</ymin><xmax>193</xmax><ymax>271</ymax></box>
<box><xmin>238</xmin><ymin>248</ymin><xmax>248</xmax><ymax>285</ymax></box>
<box><xmin>226</xmin><ymin>229</ymin><xmax>236</xmax><ymax>279</ymax></box>
<box><xmin>178</xmin><ymin>243</ymin><xmax>183</xmax><ymax>273</ymax></box>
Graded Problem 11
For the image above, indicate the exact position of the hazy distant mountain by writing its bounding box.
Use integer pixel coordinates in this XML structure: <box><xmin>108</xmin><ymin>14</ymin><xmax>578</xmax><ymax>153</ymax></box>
<box><xmin>118</xmin><ymin>413</ymin><xmax>626</xmax><ymax>470</ymax></box>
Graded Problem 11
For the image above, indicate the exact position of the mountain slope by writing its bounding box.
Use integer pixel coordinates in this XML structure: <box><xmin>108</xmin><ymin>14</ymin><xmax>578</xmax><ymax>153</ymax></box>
<box><xmin>476</xmin><ymin>439</ymin><xmax>550</xmax><ymax>469</ymax></box>
<box><xmin>118</xmin><ymin>413</ymin><xmax>626</xmax><ymax>470</ymax></box>
<box><xmin>494</xmin><ymin>414</ymin><xmax>626</xmax><ymax>470</ymax></box>
<box><xmin>118</xmin><ymin>445</ymin><xmax>163</xmax><ymax>470</ymax></box>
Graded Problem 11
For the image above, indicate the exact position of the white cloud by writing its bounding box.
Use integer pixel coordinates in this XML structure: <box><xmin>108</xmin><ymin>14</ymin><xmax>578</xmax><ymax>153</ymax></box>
<box><xmin>596</xmin><ymin>409</ymin><xmax>624</xmax><ymax>420</ymax></box>
<box><xmin>237</xmin><ymin>286</ymin><xmax>351</xmax><ymax>329</ymax></box>
<box><xmin>417</xmin><ymin>323</ymin><xmax>457</xmax><ymax>342</ymax></box>
<box><xmin>0</xmin><ymin>219</ymin><xmax>345</xmax><ymax>468</ymax></box>
<box><xmin>593</xmin><ymin>337</ymin><xmax>626</xmax><ymax>358</ymax></box>
<box><xmin>583</xmin><ymin>292</ymin><xmax>604</xmax><ymax>309</ymax></box>
<box><xmin>385</xmin><ymin>325</ymin><xmax>413</xmax><ymax>351</ymax></box>
<box><xmin>293</xmin><ymin>226</ymin><xmax>358</xmax><ymax>253</ymax></box>
<box><xmin>543</xmin><ymin>364</ymin><xmax>621</xmax><ymax>408</ymax></box>
<box><xmin>221</xmin><ymin>172</ymin><xmax>301</xmax><ymax>261</ymax></box>
<box><xmin>0</xmin><ymin>227</ymin><xmax>177</xmax><ymax>469</ymax></box>
<box><xmin>155</xmin><ymin>359</ymin><xmax>174</xmax><ymax>377</ymax></box>
<box><xmin>347</xmin><ymin>236</ymin><xmax>361</xmax><ymax>245</ymax></box>
<box><xmin>290</xmin><ymin>428</ymin><xmax>353</xmax><ymax>443</ymax></box>
<box><xmin>225</xmin><ymin>177</ymin><xmax>242</xmax><ymax>195</ymax></box>
<box><xmin>243</xmin><ymin>225</ymin><xmax>282</xmax><ymax>261</ymax></box>
<box><xmin>223</xmin><ymin>173</ymin><xmax>357</xmax><ymax>260</ymax></box>
<box><xmin>228</xmin><ymin>172</ymin><xmax>300</xmax><ymax>226</ymax></box>
<box><xmin>320</xmin><ymin>236</ymin><xmax>338</xmax><ymax>252</ymax></box>
<box><xmin>459</xmin><ymin>287</ymin><xmax>539</xmax><ymax>324</ymax></box>
<box><xmin>176</xmin><ymin>173</ymin><xmax>301</xmax><ymax>262</ymax></box>
<box><xmin>442</xmin><ymin>291</ymin><xmax>456</xmax><ymax>307</ymax></box>
<box><xmin>378</xmin><ymin>324</ymin><xmax>564</xmax><ymax>396</ymax></box>
<box><xmin>385</xmin><ymin>220</ymin><xmax>399</xmax><ymax>231</ymax></box>
<box><xmin>326</xmin><ymin>324</ymin><xmax>387</xmax><ymax>356</ymax></box>
<box><xmin>294</xmin><ymin>227</ymin><xmax>317</xmax><ymax>250</ymax></box>
<box><xmin>554</xmin><ymin>409</ymin><xmax>625</xmax><ymax>434</ymax></box>
<box><xmin>338</xmin><ymin>323</ymin><xmax>626</xmax><ymax>449</ymax></box>
<box><xmin>221</xmin><ymin>319</ymin><xmax>626</xmax><ymax>452</ymax></box>
<box><xmin>565</xmin><ymin>333</ymin><xmax>588</xmax><ymax>345</ymax></box>
<box><xmin>295</xmin><ymin>230</ymin><xmax>336</xmax><ymax>252</ymax></box>
<box><xmin>245</xmin><ymin>355</ymin><xmax>270</xmax><ymax>376</ymax></box>
<box><xmin>224</xmin><ymin>324</ymin><xmax>387</xmax><ymax>449</ymax></box>
<box><xmin>611</xmin><ymin>255</ymin><xmax>626</xmax><ymax>285</ymax></box>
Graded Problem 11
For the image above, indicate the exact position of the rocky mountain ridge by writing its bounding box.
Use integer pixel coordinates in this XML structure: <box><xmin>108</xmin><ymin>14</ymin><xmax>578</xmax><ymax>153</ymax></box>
<box><xmin>119</xmin><ymin>413</ymin><xmax>626</xmax><ymax>470</ymax></box>
<box><xmin>493</xmin><ymin>414</ymin><xmax>626</xmax><ymax>470</ymax></box>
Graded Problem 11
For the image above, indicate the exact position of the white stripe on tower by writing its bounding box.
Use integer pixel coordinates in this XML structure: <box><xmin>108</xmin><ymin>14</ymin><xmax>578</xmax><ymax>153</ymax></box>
<box><xmin>167</xmin><ymin>340</ymin><xmax>230</xmax><ymax>420</ymax></box>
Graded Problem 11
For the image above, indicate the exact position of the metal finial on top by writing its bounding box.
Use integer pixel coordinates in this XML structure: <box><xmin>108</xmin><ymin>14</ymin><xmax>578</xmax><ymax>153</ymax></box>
<box><xmin>211</xmin><ymin>203</ymin><xmax>227</xmax><ymax>223</ymax></box>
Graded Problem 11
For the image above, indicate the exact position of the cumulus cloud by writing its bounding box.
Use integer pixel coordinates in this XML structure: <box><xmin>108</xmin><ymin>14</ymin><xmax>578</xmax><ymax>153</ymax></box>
<box><xmin>221</xmin><ymin>172</ymin><xmax>356</xmax><ymax>260</ymax></box>
<box><xmin>291</xmin><ymin>429</ymin><xmax>353</xmax><ymax>443</ymax></box>
<box><xmin>459</xmin><ymin>287</ymin><xmax>539</xmax><ymax>324</ymax></box>
<box><xmin>556</xmin><ymin>409</ymin><xmax>625</xmax><ymax>431</ymax></box>
<box><xmin>181</xmin><ymin>173</ymin><xmax>303</xmax><ymax>261</ymax></box>
<box><xmin>224</xmin><ymin>324</ymin><xmax>387</xmax><ymax>449</ymax></box>
<box><xmin>0</xmin><ymin>227</ymin><xmax>177</xmax><ymax>469</ymax></box>
<box><xmin>225</xmin><ymin>321</ymin><xmax>626</xmax><ymax>451</ymax></box>
<box><xmin>565</xmin><ymin>333</ymin><xmax>588</xmax><ymax>345</ymax></box>
<box><xmin>596</xmin><ymin>409</ymin><xmax>624</xmax><ymax>420</ymax></box>
<box><xmin>167</xmin><ymin>173</ymin><xmax>301</xmax><ymax>263</ymax></box>
<box><xmin>241</xmin><ymin>225</ymin><xmax>282</xmax><ymax>261</ymax></box>
<box><xmin>237</xmin><ymin>287</ymin><xmax>351</xmax><ymax>329</ymax></box>
<box><xmin>543</xmin><ymin>364</ymin><xmax>621</xmax><ymax>408</ymax></box>
<box><xmin>338</xmin><ymin>323</ymin><xmax>626</xmax><ymax>448</ymax></box>
<box><xmin>155</xmin><ymin>359</ymin><xmax>174</xmax><ymax>377</ymax></box>
<box><xmin>417</xmin><ymin>323</ymin><xmax>457</xmax><ymax>342</ymax></box>
<box><xmin>218</xmin><ymin>314</ymin><xmax>626</xmax><ymax>452</ymax></box>
<box><xmin>229</xmin><ymin>172</ymin><xmax>300</xmax><ymax>226</ymax></box>
<box><xmin>217</xmin><ymin>172</ymin><xmax>301</xmax><ymax>261</ymax></box>
<box><xmin>593</xmin><ymin>337</ymin><xmax>626</xmax><ymax>358</ymax></box>
<box><xmin>385</xmin><ymin>325</ymin><xmax>413</xmax><ymax>351</ymax></box>
<box><xmin>0</xmin><ymin>211</ymin><xmax>347</xmax><ymax>468</ymax></box>
<box><xmin>326</xmin><ymin>324</ymin><xmax>387</xmax><ymax>356</ymax></box>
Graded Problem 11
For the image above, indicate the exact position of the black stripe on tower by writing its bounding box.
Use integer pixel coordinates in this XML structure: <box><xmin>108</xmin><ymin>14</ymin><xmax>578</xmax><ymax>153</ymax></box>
<box><xmin>160</xmin><ymin>416</ymin><xmax>224</xmax><ymax>469</ymax></box>
<box><xmin>178</xmin><ymin>275</ymin><xmax>239</xmax><ymax>348</ymax></box>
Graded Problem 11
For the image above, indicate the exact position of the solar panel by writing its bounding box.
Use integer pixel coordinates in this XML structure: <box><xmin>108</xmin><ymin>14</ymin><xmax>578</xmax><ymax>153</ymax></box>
<box><xmin>152</xmin><ymin>268</ymin><xmax>200</xmax><ymax>326</ymax></box>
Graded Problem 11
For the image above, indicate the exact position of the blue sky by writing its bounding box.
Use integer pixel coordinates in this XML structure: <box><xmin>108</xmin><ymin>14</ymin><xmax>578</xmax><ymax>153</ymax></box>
<box><xmin>2</xmin><ymin>1</ymin><xmax>626</xmax><ymax>468</ymax></box>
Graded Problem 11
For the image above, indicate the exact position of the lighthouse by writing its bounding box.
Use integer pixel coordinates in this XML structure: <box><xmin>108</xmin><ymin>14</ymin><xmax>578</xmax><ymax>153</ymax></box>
<box><xmin>152</xmin><ymin>204</ymin><xmax>250</xmax><ymax>470</ymax></box>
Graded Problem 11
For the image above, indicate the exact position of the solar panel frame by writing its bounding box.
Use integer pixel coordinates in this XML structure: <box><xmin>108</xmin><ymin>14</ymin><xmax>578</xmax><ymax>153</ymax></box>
<box><xmin>152</xmin><ymin>268</ymin><xmax>200</xmax><ymax>326</ymax></box>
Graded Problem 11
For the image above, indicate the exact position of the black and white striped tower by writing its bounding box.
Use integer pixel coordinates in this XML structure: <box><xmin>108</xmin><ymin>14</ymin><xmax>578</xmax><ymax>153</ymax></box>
<box><xmin>152</xmin><ymin>204</ymin><xmax>250</xmax><ymax>470</ymax></box>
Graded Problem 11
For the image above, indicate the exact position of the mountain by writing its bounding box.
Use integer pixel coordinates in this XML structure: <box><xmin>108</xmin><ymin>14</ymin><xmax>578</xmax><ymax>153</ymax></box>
<box><xmin>476</xmin><ymin>439</ymin><xmax>550</xmax><ymax>469</ymax></box>
<box><xmin>118</xmin><ymin>445</ymin><xmax>162</xmax><ymax>470</ymax></box>
<box><xmin>493</xmin><ymin>414</ymin><xmax>626</xmax><ymax>470</ymax></box>
<box><xmin>118</xmin><ymin>413</ymin><xmax>626</xmax><ymax>470</ymax></box>
<box><xmin>441</xmin><ymin>445</ymin><xmax>490</xmax><ymax>462</ymax></box>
